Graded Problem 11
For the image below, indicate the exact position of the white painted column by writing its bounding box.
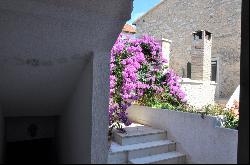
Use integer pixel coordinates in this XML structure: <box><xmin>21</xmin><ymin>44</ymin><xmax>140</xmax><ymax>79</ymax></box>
<box><xmin>161</xmin><ymin>38</ymin><xmax>172</xmax><ymax>65</ymax></box>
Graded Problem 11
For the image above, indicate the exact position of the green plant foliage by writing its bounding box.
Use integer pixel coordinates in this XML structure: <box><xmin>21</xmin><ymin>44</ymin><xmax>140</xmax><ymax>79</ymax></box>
<box><xmin>223</xmin><ymin>110</ymin><xmax>239</xmax><ymax>129</ymax></box>
<box><xmin>203</xmin><ymin>104</ymin><xmax>225</xmax><ymax>116</ymax></box>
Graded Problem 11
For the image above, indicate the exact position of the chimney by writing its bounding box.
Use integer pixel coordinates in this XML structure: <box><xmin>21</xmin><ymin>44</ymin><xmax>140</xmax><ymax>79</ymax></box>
<box><xmin>191</xmin><ymin>30</ymin><xmax>212</xmax><ymax>81</ymax></box>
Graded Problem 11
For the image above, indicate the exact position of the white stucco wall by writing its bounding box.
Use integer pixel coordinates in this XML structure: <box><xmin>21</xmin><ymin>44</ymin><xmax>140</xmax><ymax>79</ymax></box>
<box><xmin>0</xmin><ymin>0</ymin><xmax>133</xmax><ymax>117</ymax></box>
<box><xmin>58</xmin><ymin>57</ymin><xmax>93</xmax><ymax>164</ymax></box>
<box><xmin>0</xmin><ymin>0</ymin><xmax>133</xmax><ymax>163</ymax></box>
<box><xmin>180</xmin><ymin>78</ymin><xmax>217</xmax><ymax>109</ymax></box>
<box><xmin>91</xmin><ymin>52</ymin><xmax>110</xmax><ymax>164</ymax></box>
<box><xmin>128</xmin><ymin>105</ymin><xmax>238</xmax><ymax>164</ymax></box>
<box><xmin>0</xmin><ymin>106</ymin><xmax>4</xmax><ymax>164</ymax></box>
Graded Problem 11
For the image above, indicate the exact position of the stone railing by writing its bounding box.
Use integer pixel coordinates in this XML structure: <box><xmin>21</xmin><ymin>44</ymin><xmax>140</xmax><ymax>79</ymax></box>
<box><xmin>128</xmin><ymin>105</ymin><xmax>238</xmax><ymax>164</ymax></box>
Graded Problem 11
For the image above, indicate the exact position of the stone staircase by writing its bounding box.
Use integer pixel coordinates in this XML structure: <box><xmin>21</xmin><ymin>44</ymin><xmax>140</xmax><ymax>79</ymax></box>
<box><xmin>108</xmin><ymin>124</ymin><xmax>186</xmax><ymax>164</ymax></box>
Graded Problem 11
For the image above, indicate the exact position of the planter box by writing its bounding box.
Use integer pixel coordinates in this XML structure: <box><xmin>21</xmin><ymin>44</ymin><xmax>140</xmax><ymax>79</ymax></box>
<box><xmin>127</xmin><ymin>105</ymin><xmax>238</xmax><ymax>164</ymax></box>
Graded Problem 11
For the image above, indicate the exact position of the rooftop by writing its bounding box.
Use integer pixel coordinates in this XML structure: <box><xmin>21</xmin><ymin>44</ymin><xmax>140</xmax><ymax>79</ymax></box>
<box><xmin>122</xmin><ymin>24</ymin><xmax>136</xmax><ymax>34</ymax></box>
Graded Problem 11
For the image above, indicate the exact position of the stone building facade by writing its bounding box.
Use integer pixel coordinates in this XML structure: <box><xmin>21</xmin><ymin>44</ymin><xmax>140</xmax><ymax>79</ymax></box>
<box><xmin>133</xmin><ymin>0</ymin><xmax>242</xmax><ymax>99</ymax></box>
<box><xmin>179</xmin><ymin>30</ymin><xmax>216</xmax><ymax>108</ymax></box>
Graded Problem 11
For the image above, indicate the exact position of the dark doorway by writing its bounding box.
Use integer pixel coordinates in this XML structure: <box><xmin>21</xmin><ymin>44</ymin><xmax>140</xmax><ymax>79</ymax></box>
<box><xmin>5</xmin><ymin>138</ymin><xmax>58</xmax><ymax>164</ymax></box>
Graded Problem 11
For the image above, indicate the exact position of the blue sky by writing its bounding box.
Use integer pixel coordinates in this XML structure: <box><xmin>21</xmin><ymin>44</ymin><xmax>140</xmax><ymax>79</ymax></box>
<box><xmin>127</xmin><ymin>0</ymin><xmax>161</xmax><ymax>25</ymax></box>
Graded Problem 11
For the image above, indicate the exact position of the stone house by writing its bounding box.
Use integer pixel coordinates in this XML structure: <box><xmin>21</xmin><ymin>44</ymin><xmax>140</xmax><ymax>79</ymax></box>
<box><xmin>133</xmin><ymin>0</ymin><xmax>242</xmax><ymax>99</ymax></box>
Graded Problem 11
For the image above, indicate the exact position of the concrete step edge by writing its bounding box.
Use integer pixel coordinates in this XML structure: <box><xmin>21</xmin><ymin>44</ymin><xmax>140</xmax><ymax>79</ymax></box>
<box><xmin>109</xmin><ymin>140</ymin><xmax>175</xmax><ymax>154</ymax></box>
<box><xmin>128</xmin><ymin>151</ymin><xmax>185</xmax><ymax>164</ymax></box>
<box><xmin>113</xmin><ymin>130</ymin><xmax>166</xmax><ymax>138</ymax></box>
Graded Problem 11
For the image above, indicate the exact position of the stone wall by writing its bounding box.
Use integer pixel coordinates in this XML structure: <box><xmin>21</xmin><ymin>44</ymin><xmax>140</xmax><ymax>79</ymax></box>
<box><xmin>134</xmin><ymin>0</ymin><xmax>241</xmax><ymax>98</ymax></box>
<box><xmin>180</xmin><ymin>78</ymin><xmax>217</xmax><ymax>108</ymax></box>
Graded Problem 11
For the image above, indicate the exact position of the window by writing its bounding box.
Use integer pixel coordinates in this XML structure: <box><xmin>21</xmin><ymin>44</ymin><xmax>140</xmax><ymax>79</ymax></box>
<box><xmin>193</xmin><ymin>30</ymin><xmax>203</xmax><ymax>40</ymax></box>
<box><xmin>211</xmin><ymin>60</ymin><xmax>217</xmax><ymax>82</ymax></box>
<box><xmin>187</xmin><ymin>62</ymin><xmax>192</xmax><ymax>78</ymax></box>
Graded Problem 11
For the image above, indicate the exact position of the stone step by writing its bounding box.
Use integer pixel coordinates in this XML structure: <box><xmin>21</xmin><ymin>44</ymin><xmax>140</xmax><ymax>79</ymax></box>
<box><xmin>128</xmin><ymin>151</ymin><xmax>186</xmax><ymax>164</ymax></box>
<box><xmin>113</xmin><ymin>126</ymin><xmax>167</xmax><ymax>146</ymax></box>
<box><xmin>108</xmin><ymin>140</ymin><xmax>176</xmax><ymax>164</ymax></box>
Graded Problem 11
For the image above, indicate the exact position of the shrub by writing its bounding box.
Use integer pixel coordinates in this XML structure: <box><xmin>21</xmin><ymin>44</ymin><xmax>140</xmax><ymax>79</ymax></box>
<box><xmin>202</xmin><ymin>104</ymin><xmax>239</xmax><ymax>129</ymax></box>
<box><xmin>203</xmin><ymin>104</ymin><xmax>225</xmax><ymax>116</ymax></box>
<box><xmin>223</xmin><ymin>110</ymin><xmax>239</xmax><ymax>129</ymax></box>
<box><xmin>147</xmin><ymin>102</ymin><xmax>239</xmax><ymax>129</ymax></box>
<box><xmin>179</xmin><ymin>104</ymin><xmax>239</xmax><ymax>129</ymax></box>
<box><xmin>224</xmin><ymin>101</ymin><xmax>239</xmax><ymax>129</ymax></box>
<box><xmin>109</xmin><ymin>34</ymin><xmax>187</xmax><ymax>128</ymax></box>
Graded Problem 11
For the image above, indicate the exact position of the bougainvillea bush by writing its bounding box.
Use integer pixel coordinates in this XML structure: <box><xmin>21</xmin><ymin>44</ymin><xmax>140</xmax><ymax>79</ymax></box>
<box><xmin>109</xmin><ymin>34</ymin><xmax>187</xmax><ymax>129</ymax></box>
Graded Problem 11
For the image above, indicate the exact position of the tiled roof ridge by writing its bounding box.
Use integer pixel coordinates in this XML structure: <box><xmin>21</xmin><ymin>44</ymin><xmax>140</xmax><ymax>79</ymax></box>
<box><xmin>122</xmin><ymin>24</ymin><xmax>136</xmax><ymax>34</ymax></box>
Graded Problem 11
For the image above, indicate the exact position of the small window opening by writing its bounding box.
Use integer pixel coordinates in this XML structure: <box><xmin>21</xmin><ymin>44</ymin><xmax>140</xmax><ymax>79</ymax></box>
<box><xmin>211</xmin><ymin>60</ymin><xmax>217</xmax><ymax>82</ymax></box>
<box><xmin>193</xmin><ymin>30</ymin><xmax>203</xmax><ymax>40</ymax></box>
<box><xmin>187</xmin><ymin>62</ymin><xmax>192</xmax><ymax>78</ymax></box>
<box><xmin>205</xmin><ymin>31</ymin><xmax>212</xmax><ymax>40</ymax></box>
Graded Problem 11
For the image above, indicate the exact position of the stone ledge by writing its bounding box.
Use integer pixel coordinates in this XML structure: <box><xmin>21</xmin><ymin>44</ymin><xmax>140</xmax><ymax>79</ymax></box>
<box><xmin>161</xmin><ymin>38</ymin><xmax>172</xmax><ymax>43</ymax></box>
<box><xmin>180</xmin><ymin>78</ymin><xmax>204</xmax><ymax>84</ymax></box>
<box><xmin>180</xmin><ymin>78</ymin><xmax>217</xmax><ymax>86</ymax></box>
